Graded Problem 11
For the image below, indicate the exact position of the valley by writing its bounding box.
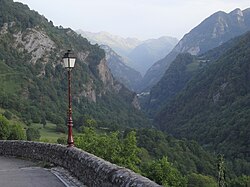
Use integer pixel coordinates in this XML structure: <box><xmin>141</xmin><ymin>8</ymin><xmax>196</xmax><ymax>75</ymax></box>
<box><xmin>0</xmin><ymin>0</ymin><xmax>250</xmax><ymax>186</ymax></box>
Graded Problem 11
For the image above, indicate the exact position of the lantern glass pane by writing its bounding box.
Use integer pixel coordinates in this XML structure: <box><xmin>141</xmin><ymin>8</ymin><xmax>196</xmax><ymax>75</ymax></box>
<box><xmin>63</xmin><ymin>58</ymin><xmax>69</xmax><ymax>68</ymax></box>
<box><xmin>70</xmin><ymin>58</ymin><xmax>76</xmax><ymax>68</ymax></box>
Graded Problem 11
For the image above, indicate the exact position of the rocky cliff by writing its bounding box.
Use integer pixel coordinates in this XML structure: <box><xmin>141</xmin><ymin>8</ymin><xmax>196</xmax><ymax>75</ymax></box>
<box><xmin>0</xmin><ymin>0</ymin><xmax>150</xmax><ymax>128</ymax></box>
<box><xmin>101</xmin><ymin>45</ymin><xmax>142</xmax><ymax>91</ymax></box>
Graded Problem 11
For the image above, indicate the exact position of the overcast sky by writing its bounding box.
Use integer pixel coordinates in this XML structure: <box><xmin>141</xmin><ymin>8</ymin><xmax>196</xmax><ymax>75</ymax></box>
<box><xmin>15</xmin><ymin>0</ymin><xmax>250</xmax><ymax>40</ymax></box>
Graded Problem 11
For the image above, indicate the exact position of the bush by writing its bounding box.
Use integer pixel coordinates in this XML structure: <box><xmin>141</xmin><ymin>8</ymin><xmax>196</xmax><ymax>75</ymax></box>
<box><xmin>57</xmin><ymin>137</ymin><xmax>67</xmax><ymax>145</ymax></box>
<box><xmin>0</xmin><ymin>114</ymin><xmax>10</xmax><ymax>140</ymax></box>
<box><xmin>187</xmin><ymin>173</ymin><xmax>217</xmax><ymax>187</ymax></box>
<box><xmin>145</xmin><ymin>157</ymin><xmax>187</xmax><ymax>187</ymax></box>
<box><xmin>8</xmin><ymin>123</ymin><xmax>25</xmax><ymax>140</ymax></box>
<box><xmin>56</xmin><ymin>124</ymin><xmax>67</xmax><ymax>133</ymax></box>
<box><xmin>26</xmin><ymin>127</ymin><xmax>40</xmax><ymax>141</ymax></box>
<box><xmin>3</xmin><ymin>110</ymin><xmax>12</xmax><ymax>120</ymax></box>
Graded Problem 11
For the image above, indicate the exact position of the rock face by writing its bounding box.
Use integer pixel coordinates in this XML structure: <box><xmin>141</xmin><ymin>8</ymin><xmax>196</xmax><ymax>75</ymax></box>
<box><xmin>0</xmin><ymin>141</ymin><xmax>162</xmax><ymax>187</ymax></box>
<box><xmin>140</xmin><ymin>8</ymin><xmax>250</xmax><ymax>92</ymax></box>
<box><xmin>0</xmin><ymin>0</ymin><xmax>150</xmax><ymax>129</ymax></box>
<box><xmin>14</xmin><ymin>28</ymin><xmax>55</xmax><ymax>64</ymax></box>
<box><xmin>76</xmin><ymin>30</ymin><xmax>141</xmax><ymax>57</ymax></box>
<box><xmin>101</xmin><ymin>45</ymin><xmax>142</xmax><ymax>91</ymax></box>
<box><xmin>97</xmin><ymin>58</ymin><xmax>114</xmax><ymax>89</ymax></box>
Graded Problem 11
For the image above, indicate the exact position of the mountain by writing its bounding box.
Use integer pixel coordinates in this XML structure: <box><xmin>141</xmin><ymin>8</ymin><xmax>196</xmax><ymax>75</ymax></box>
<box><xmin>77</xmin><ymin>30</ymin><xmax>178</xmax><ymax>78</ymax></box>
<box><xmin>100</xmin><ymin>45</ymin><xmax>142</xmax><ymax>91</ymax></box>
<box><xmin>128</xmin><ymin>36</ymin><xmax>178</xmax><ymax>76</ymax></box>
<box><xmin>145</xmin><ymin>37</ymin><xmax>239</xmax><ymax>116</ymax></box>
<box><xmin>76</xmin><ymin>30</ymin><xmax>141</xmax><ymax>58</ymax></box>
<box><xmin>0</xmin><ymin>0</ymin><xmax>150</xmax><ymax>129</ymax></box>
<box><xmin>155</xmin><ymin>31</ymin><xmax>250</xmax><ymax>166</ymax></box>
<box><xmin>144</xmin><ymin>53</ymin><xmax>199</xmax><ymax>116</ymax></box>
<box><xmin>139</xmin><ymin>8</ymin><xmax>250</xmax><ymax>92</ymax></box>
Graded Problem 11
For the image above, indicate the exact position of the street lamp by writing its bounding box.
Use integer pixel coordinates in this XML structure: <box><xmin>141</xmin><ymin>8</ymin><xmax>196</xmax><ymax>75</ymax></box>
<box><xmin>63</xmin><ymin>50</ymin><xmax>76</xmax><ymax>147</ymax></box>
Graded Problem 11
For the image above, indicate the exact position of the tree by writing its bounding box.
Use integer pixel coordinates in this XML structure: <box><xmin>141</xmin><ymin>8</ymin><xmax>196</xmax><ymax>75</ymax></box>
<box><xmin>217</xmin><ymin>154</ymin><xmax>226</xmax><ymax>187</ymax></box>
<box><xmin>187</xmin><ymin>173</ymin><xmax>217</xmax><ymax>187</ymax></box>
<box><xmin>229</xmin><ymin>175</ymin><xmax>250</xmax><ymax>187</ymax></box>
<box><xmin>55</xmin><ymin>124</ymin><xmax>67</xmax><ymax>133</ymax></box>
<box><xmin>145</xmin><ymin>157</ymin><xmax>187</xmax><ymax>187</ymax></box>
<box><xmin>41</xmin><ymin>116</ymin><xmax>46</xmax><ymax>128</ymax></box>
<box><xmin>74</xmin><ymin>128</ymin><xmax>141</xmax><ymax>172</ymax></box>
<box><xmin>8</xmin><ymin>123</ymin><xmax>25</xmax><ymax>140</ymax></box>
<box><xmin>119</xmin><ymin>131</ymin><xmax>141</xmax><ymax>172</ymax></box>
<box><xmin>26</xmin><ymin>127</ymin><xmax>40</xmax><ymax>141</ymax></box>
<box><xmin>3</xmin><ymin>110</ymin><xmax>12</xmax><ymax>120</ymax></box>
<box><xmin>57</xmin><ymin>137</ymin><xmax>67</xmax><ymax>145</ymax></box>
<box><xmin>0</xmin><ymin>114</ymin><xmax>10</xmax><ymax>140</ymax></box>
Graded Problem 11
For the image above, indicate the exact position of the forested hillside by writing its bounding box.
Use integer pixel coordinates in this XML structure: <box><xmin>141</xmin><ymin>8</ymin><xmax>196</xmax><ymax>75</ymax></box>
<box><xmin>0</xmin><ymin>0</ymin><xmax>150</xmax><ymax>129</ymax></box>
<box><xmin>155</xmin><ymin>31</ymin><xmax>250</xmax><ymax>171</ymax></box>
<box><xmin>140</xmin><ymin>8</ymin><xmax>250</xmax><ymax>92</ymax></box>
<box><xmin>145</xmin><ymin>53</ymin><xmax>199</xmax><ymax>116</ymax></box>
<box><xmin>146</xmin><ymin>34</ymin><xmax>244</xmax><ymax>116</ymax></box>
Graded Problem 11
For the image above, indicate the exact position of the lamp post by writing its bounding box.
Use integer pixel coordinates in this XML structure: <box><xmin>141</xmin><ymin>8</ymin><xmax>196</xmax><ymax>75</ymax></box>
<box><xmin>63</xmin><ymin>50</ymin><xmax>76</xmax><ymax>147</ymax></box>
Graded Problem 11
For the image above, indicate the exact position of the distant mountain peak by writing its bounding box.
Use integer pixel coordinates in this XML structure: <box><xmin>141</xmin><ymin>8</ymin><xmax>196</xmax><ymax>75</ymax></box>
<box><xmin>229</xmin><ymin>8</ymin><xmax>243</xmax><ymax>16</ymax></box>
<box><xmin>243</xmin><ymin>8</ymin><xmax>250</xmax><ymax>13</ymax></box>
<box><xmin>76</xmin><ymin>30</ymin><xmax>142</xmax><ymax>54</ymax></box>
<box><xmin>139</xmin><ymin>7</ymin><xmax>250</xmax><ymax>92</ymax></box>
<box><xmin>77</xmin><ymin>30</ymin><xmax>178</xmax><ymax>78</ymax></box>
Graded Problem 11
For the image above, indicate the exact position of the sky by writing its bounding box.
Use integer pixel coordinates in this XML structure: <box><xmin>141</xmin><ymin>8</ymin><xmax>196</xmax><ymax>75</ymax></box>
<box><xmin>14</xmin><ymin>0</ymin><xmax>250</xmax><ymax>40</ymax></box>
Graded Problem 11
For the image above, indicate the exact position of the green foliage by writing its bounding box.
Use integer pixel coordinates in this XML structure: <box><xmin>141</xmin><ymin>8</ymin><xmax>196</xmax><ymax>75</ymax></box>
<box><xmin>119</xmin><ymin>131</ymin><xmax>141</xmax><ymax>172</ymax></box>
<box><xmin>155</xmin><ymin>32</ymin><xmax>250</xmax><ymax>177</ymax></box>
<box><xmin>75</xmin><ymin>128</ymin><xmax>222</xmax><ymax>186</ymax></box>
<box><xmin>0</xmin><ymin>0</ymin><xmax>47</xmax><ymax>30</ymax></box>
<box><xmin>187</xmin><ymin>173</ymin><xmax>217</xmax><ymax>187</ymax></box>
<box><xmin>26</xmin><ymin>127</ymin><xmax>40</xmax><ymax>141</ymax></box>
<box><xmin>75</xmin><ymin>128</ymin><xmax>141</xmax><ymax>172</ymax></box>
<box><xmin>0</xmin><ymin>114</ymin><xmax>25</xmax><ymax>140</ymax></box>
<box><xmin>76</xmin><ymin>115</ymin><xmax>97</xmax><ymax>128</ymax></box>
<box><xmin>0</xmin><ymin>0</ymin><xmax>150</xmax><ymax>131</ymax></box>
<box><xmin>144</xmin><ymin>157</ymin><xmax>187</xmax><ymax>187</ymax></box>
<box><xmin>0</xmin><ymin>114</ymin><xmax>10</xmax><ymax>139</ymax></box>
<box><xmin>136</xmin><ymin>129</ymin><xmax>216</xmax><ymax>177</ymax></box>
<box><xmin>8</xmin><ymin>123</ymin><xmax>25</xmax><ymax>140</ymax></box>
<box><xmin>228</xmin><ymin>175</ymin><xmax>250</xmax><ymax>187</ymax></box>
<box><xmin>55</xmin><ymin>124</ymin><xmax>67</xmax><ymax>133</ymax></box>
<box><xmin>57</xmin><ymin>137</ymin><xmax>67</xmax><ymax>145</ymax></box>
<box><xmin>3</xmin><ymin>110</ymin><xmax>12</xmax><ymax>120</ymax></box>
<box><xmin>41</xmin><ymin>116</ymin><xmax>46</xmax><ymax>128</ymax></box>
<box><xmin>145</xmin><ymin>53</ymin><xmax>200</xmax><ymax>116</ymax></box>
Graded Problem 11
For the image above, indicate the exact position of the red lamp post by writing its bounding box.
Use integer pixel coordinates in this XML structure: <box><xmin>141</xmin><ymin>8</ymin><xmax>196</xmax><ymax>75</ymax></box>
<box><xmin>63</xmin><ymin>50</ymin><xmax>76</xmax><ymax>147</ymax></box>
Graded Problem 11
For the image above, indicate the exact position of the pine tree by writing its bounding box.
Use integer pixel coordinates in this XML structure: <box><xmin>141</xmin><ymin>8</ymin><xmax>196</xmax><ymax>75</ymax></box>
<box><xmin>217</xmin><ymin>154</ymin><xmax>226</xmax><ymax>187</ymax></box>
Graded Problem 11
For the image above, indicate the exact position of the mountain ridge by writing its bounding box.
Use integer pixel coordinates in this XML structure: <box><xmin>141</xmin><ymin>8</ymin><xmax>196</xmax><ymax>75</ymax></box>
<box><xmin>0</xmin><ymin>0</ymin><xmax>150</xmax><ymax>129</ymax></box>
<box><xmin>101</xmin><ymin>45</ymin><xmax>142</xmax><ymax>91</ymax></box>
<box><xmin>139</xmin><ymin>7</ymin><xmax>250</xmax><ymax>92</ymax></box>
<box><xmin>155</xmin><ymin>31</ymin><xmax>250</xmax><ymax>164</ymax></box>
<box><xmin>77</xmin><ymin>30</ymin><xmax>178</xmax><ymax>77</ymax></box>
<box><xmin>76</xmin><ymin>30</ymin><xmax>141</xmax><ymax>57</ymax></box>
<box><xmin>128</xmin><ymin>36</ymin><xmax>178</xmax><ymax>76</ymax></box>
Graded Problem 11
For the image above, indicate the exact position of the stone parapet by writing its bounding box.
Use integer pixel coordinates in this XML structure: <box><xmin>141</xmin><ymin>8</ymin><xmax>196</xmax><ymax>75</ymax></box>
<box><xmin>0</xmin><ymin>140</ymin><xmax>162</xmax><ymax>187</ymax></box>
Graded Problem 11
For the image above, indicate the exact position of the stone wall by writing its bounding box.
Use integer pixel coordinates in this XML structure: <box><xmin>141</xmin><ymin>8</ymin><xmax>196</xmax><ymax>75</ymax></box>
<box><xmin>0</xmin><ymin>140</ymin><xmax>162</xmax><ymax>187</ymax></box>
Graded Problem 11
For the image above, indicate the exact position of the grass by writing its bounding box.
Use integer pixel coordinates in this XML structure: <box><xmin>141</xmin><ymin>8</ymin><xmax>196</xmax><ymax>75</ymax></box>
<box><xmin>186</xmin><ymin>61</ymin><xmax>201</xmax><ymax>72</ymax></box>
<box><xmin>0</xmin><ymin>108</ymin><xmax>75</xmax><ymax>143</ymax></box>
<box><xmin>0</xmin><ymin>60</ymin><xmax>26</xmax><ymax>94</ymax></box>
<box><xmin>31</xmin><ymin>122</ymin><xmax>66</xmax><ymax>143</ymax></box>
